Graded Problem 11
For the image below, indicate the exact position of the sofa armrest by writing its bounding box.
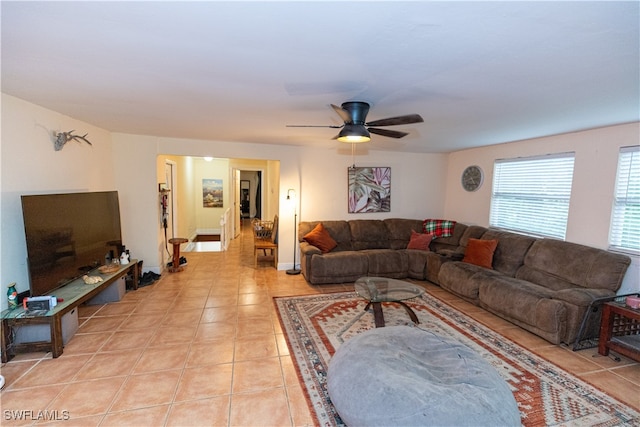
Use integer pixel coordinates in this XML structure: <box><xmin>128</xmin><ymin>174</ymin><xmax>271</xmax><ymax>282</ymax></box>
<box><xmin>425</xmin><ymin>251</ymin><xmax>464</xmax><ymax>284</ymax></box>
<box><xmin>300</xmin><ymin>241</ymin><xmax>322</xmax><ymax>255</ymax></box>
<box><xmin>552</xmin><ymin>288</ymin><xmax>616</xmax><ymax>307</ymax></box>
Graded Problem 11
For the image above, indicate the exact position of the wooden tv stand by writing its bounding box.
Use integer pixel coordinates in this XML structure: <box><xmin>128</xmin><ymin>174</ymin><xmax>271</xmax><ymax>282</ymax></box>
<box><xmin>0</xmin><ymin>260</ymin><xmax>138</xmax><ymax>362</ymax></box>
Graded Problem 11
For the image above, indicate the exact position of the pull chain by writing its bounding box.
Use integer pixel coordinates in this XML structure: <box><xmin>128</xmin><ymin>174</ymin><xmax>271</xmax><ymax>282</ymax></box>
<box><xmin>351</xmin><ymin>143</ymin><xmax>356</xmax><ymax>169</ymax></box>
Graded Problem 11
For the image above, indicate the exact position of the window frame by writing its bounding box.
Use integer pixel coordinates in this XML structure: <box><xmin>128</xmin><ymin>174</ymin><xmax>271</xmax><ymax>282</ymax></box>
<box><xmin>489</xmin><ymin>152</ymin><xmax>576</xmax><ymax>240</ymax></box>
<box><xmin>608</xmin><ymin>145</ymin><xmax>640</xmax><ymax>255</ymax></box>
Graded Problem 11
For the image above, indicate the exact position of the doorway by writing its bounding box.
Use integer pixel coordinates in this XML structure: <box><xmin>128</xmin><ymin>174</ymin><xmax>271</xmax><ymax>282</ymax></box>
<box><xmin>239</xmin><ymin>170</ymin><xmax>263</xmax><ymax>219</ymax></box>
<box><xmin>156</xmin><ymin>156</ymin><xmax>276</xmax><ymax>258</ymax></box>
<box><xmin>240</xmin><ymin>180</ymin><xmax>251</xmax><ymax>218</ymax></box>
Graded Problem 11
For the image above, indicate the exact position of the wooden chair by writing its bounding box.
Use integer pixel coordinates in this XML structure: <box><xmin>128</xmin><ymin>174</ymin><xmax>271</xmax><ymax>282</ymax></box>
<box><xmin>254</xmin><ymin>214</ymin><xmax>278</xmax><ymax>268</ymax></box>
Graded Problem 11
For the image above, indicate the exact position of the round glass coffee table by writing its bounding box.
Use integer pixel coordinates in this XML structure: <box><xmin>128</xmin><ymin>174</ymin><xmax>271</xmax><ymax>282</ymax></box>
<box><xmin>354</xmin><ymin>277</ymin><xmax>425</xmax><ymax>327</ymax></box>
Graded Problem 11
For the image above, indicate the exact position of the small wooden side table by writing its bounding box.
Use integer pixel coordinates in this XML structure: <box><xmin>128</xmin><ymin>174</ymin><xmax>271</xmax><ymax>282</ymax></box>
<box><xmin>598</xmin><ymin>301</ymin><xmax>640</xmax><ymax>362</ymax></box>
<box><xmin>168</xmin><ymin>237</ymin><xmax>188</xmax><ymax>273</ymax></box>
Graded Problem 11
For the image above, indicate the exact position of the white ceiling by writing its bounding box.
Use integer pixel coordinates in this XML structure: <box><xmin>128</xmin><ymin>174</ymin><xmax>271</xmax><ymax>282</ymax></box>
<box><xmin>2</xmin><ymin>1</ymin><xmax>638</xmax><ymax>153</ymax></box>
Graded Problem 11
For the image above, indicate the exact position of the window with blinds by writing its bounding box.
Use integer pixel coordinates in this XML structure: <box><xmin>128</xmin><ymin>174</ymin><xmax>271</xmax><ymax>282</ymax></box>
<box><xmin>489</xmin><ymin>153</ymin><xmax>575</xmax><ymax>239</ymax></box>
<box><xmin>609</xmin><ymin>146</ymin><xmax>640</xmax><ymax>254</ymax></box>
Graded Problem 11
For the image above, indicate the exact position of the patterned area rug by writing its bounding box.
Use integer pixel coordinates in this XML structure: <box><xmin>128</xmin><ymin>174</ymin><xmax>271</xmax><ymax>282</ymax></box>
<box><xmin>274</xmin><ymin>291</ymin><xmax>640</xmax><ymax>426</ymax></box>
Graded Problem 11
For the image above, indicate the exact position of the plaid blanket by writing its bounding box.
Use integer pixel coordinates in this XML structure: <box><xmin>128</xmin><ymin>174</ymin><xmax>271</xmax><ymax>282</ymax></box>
<box><xmin>423</xmin><ymin>219</ymin><xmax>456</xmax><ymax>238</ymax></box>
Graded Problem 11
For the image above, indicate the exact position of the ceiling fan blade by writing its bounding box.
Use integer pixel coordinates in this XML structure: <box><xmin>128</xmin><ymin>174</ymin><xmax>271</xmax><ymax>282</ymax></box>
<box><xmin>368</xmin><ymin>128</ymin><xmax>409</xmax><ymax>139</ymax></box>
<box><xmin>286</xmin><ymin>124</ymin><xmax>343</xmax><ymax>128</ymax></box>
<box><xmin>366</xmin><ymin>114</ymin><xmax>424</xmax><ymax>127</ymax></box>
<box><xmin>331</xmin><ymin>104</ymin><xmax>352</xmax><ymax>123</ymax></box>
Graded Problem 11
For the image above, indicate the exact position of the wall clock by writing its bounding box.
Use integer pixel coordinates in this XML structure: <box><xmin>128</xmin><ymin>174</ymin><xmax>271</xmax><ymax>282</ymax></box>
<box><xmin>461</xmin><ymin>165</ymin><xmax>484</xmax><ymax>192</ymax></box>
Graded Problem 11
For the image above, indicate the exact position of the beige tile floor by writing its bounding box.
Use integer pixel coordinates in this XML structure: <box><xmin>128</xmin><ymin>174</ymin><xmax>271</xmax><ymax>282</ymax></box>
<box><xmin>1</xmin><ymin>223</ymin><xmax>639</xmax><ymax>426</ymax></box>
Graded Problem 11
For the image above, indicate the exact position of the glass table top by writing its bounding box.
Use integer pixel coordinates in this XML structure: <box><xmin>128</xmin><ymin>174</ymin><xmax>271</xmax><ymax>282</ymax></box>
<box><xmin>1</xmin><ymin>261</ymin><xmax>135</xmax><ymax>320</ymax></box>
<box><xmin>354</xmin><ymin>277</ymin><xmax>424</xmax><ymax>303</ymax></box>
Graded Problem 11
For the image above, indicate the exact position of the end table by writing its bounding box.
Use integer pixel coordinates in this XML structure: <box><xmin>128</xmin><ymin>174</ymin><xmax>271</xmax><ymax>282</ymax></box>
<box><xmin>598</xmin><ymin>301</ymin><xmax>640</xmax><ymax>362</ymax></box>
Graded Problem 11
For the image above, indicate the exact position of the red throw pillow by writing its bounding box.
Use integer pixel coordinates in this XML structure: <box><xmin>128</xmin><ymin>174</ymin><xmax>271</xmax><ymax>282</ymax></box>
<box><xmin>463</xmin><ymin>238</ymin><xmax>498</xmax><ymax>269</ymax></box>
<box><xmin>303</xmin><ymin>223</ymin><xmax>338</xmax><ymax>253</ymax></box>
<box><xmin>406</xmin><ymin>230</ymin><xmax>434</xmax><ymax>250</ymax></box>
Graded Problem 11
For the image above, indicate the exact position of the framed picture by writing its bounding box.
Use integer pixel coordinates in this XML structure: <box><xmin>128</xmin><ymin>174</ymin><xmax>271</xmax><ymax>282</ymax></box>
<box><xmin>348</xmin><ymin>167</ymin><xmax>391</xmax><ymax>213</ymax></box>
<box><xmin>203</xmin><ymin>179</ymin><xmax>223</xmax><ymax>208</ymax></box>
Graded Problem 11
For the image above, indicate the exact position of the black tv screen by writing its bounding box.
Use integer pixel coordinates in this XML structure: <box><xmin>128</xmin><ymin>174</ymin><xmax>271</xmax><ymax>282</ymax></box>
<box><xmin>21</xmin><ymin>191</ymin><xmax>123</xmax><ymax>296</ymax></box>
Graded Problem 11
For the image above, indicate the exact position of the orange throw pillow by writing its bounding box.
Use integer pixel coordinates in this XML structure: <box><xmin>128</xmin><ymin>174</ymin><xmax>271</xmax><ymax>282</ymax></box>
<box><xmin>406</xmin><ymin>230</ymin><xmax>434</xmax><ymax>250</ymax></box>
<box><xmin>463</xmin><ymin>238</ymin><xmax>498</xmax><ymax>269</ymax></box>
<box><xmin>303</xmin><ymin>223</ymin><xmax>338</xmax><ymax>253</ymax></box>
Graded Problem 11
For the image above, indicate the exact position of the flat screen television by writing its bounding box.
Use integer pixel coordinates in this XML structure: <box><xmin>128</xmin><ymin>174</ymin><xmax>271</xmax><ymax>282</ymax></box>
<box><xmin>21</xmin><ymin>191</ymin><xmax>123</xmax><ymax>296</ymax></box>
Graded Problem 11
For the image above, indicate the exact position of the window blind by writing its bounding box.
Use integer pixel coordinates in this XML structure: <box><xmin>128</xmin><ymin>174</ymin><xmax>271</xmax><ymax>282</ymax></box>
<box><xmin>490</xmin><ymin>153</ymin><xmax>575</xmax><ymax>239</ymax></box>
<box><xmin>609</xmin><ymin>146</ymin><xmax>640</xmax><ymax>254</ymax></box>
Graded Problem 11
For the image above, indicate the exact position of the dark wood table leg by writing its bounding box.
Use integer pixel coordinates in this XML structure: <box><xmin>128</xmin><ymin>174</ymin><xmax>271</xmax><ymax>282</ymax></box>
<box><xmin>598</xmin><ymin>303</ymin><xmax>613</xmax><ymax>356</ymax></box>
<box><xmin>132</xmin><ymin>262</ymin><xmax>140</xmax><ymax>290</ymax></box>
<box><xmin>364</xmin><ymin>301</ymin><xmax>419</xmax><ymax>327</ymax></box>
<box><xmin>50</xmin><ymin>315</ymin><xmax>64</xmax><ymax>358</ymax></box>
<box><xmin>372</xmin><ymin>302</ymin><xmax>386</xmax><ymax>327</ymax></box>
<box><xmin>397</xmin><ymin>301</ymin><xmax>420</xmax><ymax>325</ymax></box>
<box><xmin>364</xmin><ymin>301</ymin><xmax>386</xmax><ymax>327</ymax></box>
<box><xmin>170</xmin><ymin>243</ymin><xmax>182</xmax><ymax>273</ymax></box>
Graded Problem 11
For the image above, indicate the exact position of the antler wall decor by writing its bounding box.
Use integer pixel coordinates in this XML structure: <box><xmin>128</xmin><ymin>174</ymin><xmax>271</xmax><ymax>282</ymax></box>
<box><xmin>54</xmin><ymin>130</ymin><xmax>92</xmax><ymax>151</ymax></box>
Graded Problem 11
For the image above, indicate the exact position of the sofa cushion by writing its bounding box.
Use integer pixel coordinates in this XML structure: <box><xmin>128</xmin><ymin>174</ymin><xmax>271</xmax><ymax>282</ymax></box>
<box><xmin>478</xmin><ymin>275</ymin><xmax>566</xmax><ymax>342</ymax></box>
<box><xmin>424</xmin><ymin>251</ymin><xmax>460</xmax><ymax>284</ymax></box>
<box><xmin>480</xmin><ymin>229</ymin><xmax>536</xmax><ymax>277</ymax></box>
<box><xmin>363</xmin><ymin>249</ymin><xmax>408</xmax><ymax>278</ymax></box>
<box><xmin>518</xmin><ymin>239</ymin><xmax>631</xmax><ymax>292</ymax></box>
<box><xmin>384</xmin><ymin>218</ymin><xmax>425</xmax><ymax>250</ymax></box>
<box><xmin>424</xmin><ymin>226</ymin><xmax>489</xmax><ymax>280</ymax></box>
<box><xmin>463</xmin><ymin>238</ymin><xmax>498</xmax><ymax>269</ymax></box>
<box><xmin>423</xmin><ymin>219</ymin><xmax>456</xmax><ymax>238</ymax></box>
<box><xmin>459</xmin><ymin>225</ymin><xmax>489</xmax><ymax>248</ymax></box>
<box><xmin>407</xmin><ymin>230</ymin><xmax>434</xmax><ymax>250</ymax></box>
<box><xmin>405</xmin><ymin>250</ymin><xmax>431</xmax><ymax>280</ymax></box>
<box><xmin>306</xmin><ymin>251</ymin><xmax>369</xmax><ymax>284</ymax></box>
<box><xmin>438</xmin><ymin>262</ymin><xmax>501</xmax><ymax>301</ymax></box>
<box><xmin>303</xmin><ymin>223</ymin><xmax>337</xmax><ymax>253</ymax></box>
<box><xmin>349</xmin><ymin>220</ymin><xmax>390</xmax><ymax>250</ymax></box>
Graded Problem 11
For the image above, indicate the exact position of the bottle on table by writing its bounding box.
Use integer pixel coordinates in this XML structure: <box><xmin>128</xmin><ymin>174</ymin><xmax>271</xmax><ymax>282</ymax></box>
<box><xmin>7</xmin><ymin>283</ymin><xmax>18</xmax><ymax>310</ymax></box>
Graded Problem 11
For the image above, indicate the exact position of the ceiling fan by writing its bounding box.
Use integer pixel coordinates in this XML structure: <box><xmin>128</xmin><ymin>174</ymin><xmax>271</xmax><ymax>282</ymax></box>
<box><xmin>287</xmin><ymin>101</ymin><xmax>424</xmax><ymax>143</ymax></box>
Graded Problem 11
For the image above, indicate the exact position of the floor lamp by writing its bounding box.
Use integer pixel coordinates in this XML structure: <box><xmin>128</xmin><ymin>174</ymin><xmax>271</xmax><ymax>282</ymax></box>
<box><xmin>286</xmin><ymin>189</ymin><xmax>301</xmax><ymax>275</ymax></box>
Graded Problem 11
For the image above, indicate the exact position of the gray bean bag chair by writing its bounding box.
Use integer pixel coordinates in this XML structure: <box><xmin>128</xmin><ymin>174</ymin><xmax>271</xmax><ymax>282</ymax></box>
<box><xmin>327</xmin><ymin>326</ymin><xmax>521</xmax><ymax>426</ymax></box>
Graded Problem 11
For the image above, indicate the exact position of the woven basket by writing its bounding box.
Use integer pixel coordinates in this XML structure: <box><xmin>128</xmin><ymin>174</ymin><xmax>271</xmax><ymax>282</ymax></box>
<box><xmin>253</xmin><ymin>220</ymin><xmax>274</xmax><ymax>239</ymax></box>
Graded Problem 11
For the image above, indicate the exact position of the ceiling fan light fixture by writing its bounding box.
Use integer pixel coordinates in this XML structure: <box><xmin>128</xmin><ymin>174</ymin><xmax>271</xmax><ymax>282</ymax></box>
<box><xmin>337</xmin><ymin>124</ymin><xmax>370</xmax><ymax>143</ymax></box>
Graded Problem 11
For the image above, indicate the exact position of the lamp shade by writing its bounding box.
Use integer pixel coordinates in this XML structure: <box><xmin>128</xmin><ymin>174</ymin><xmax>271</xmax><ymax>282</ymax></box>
<box><xmin>337</xmin><ymin>124</ymin><xmax>370</xmax><ymax>143</ymax></box>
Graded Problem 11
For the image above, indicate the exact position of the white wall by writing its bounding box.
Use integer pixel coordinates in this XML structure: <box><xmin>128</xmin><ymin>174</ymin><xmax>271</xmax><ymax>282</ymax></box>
<box><xmin>444</xmin><ymin>122</ymin><xmax>640</xmax><ymax>293</ymax></box>
<box><xmin>1</xmin><ymin>94</ymin><xmax>115</xmax><ymax>308</ymax></box>
<box><xmin>296</xmin><ymin>146</ymin><xmax>448</xmax><ymax>221</ymax></box>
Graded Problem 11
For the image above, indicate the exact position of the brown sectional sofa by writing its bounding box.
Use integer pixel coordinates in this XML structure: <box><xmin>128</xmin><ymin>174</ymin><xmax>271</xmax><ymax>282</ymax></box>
<box><xmin>298</xmin><ymin>219</ymin><xmax>631</xmax><ymax>345</ymax></box>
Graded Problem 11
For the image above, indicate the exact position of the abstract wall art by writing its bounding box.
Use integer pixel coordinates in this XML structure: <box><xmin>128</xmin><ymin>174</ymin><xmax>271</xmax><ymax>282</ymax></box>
<box><xmin>348</xmin><ymin>167</ymin><xmax>391</xmax><ymax>213</ymax></box>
